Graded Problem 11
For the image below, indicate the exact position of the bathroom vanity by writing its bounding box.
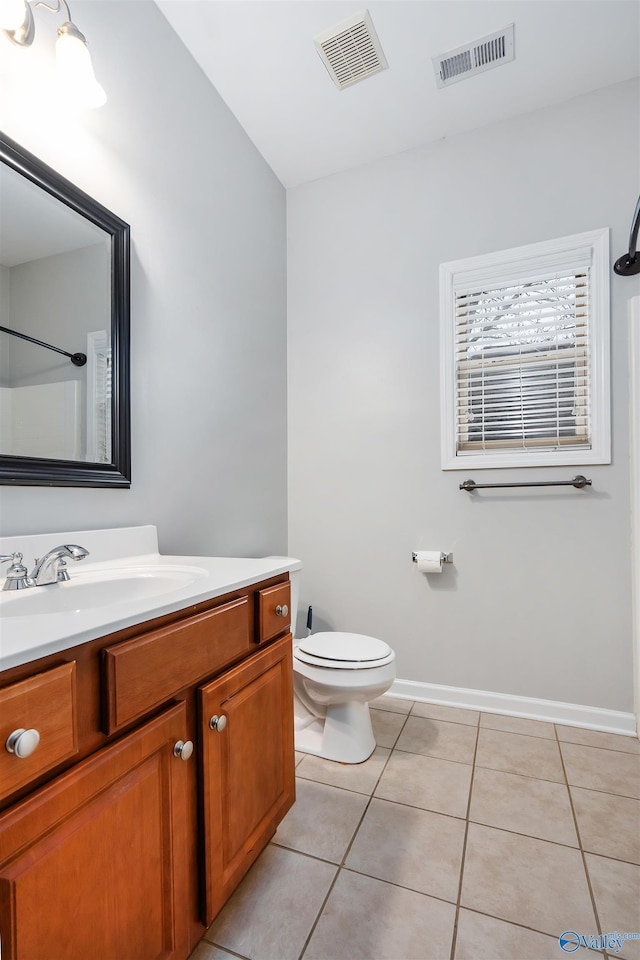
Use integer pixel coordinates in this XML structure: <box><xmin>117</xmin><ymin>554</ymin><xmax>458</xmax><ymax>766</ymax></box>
<box><xmin>0</xmin><ymin>527</ymin><xmax>299</xmax><ymax>959</ymax></box>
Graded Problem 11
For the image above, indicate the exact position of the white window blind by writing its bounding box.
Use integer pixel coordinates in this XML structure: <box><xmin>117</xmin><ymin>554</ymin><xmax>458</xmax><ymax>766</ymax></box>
<box><xmin>440</xmin><ymin>229</ymin><xmax>610</xmax><ymax>470</ymax></box>
<box><xmin>86</xmin><ymin>329</ymin><xmax>112</xmax><ymax>464</ymax></box>
<box><xmin>455</xmin><ymin>270</ymin><xmax>589</xmax><ymax>452</ymax></box>
<box><xmin>94</xmin><ymin>346</ymin><xmax>112</xmax><ymax>463</ymax></box>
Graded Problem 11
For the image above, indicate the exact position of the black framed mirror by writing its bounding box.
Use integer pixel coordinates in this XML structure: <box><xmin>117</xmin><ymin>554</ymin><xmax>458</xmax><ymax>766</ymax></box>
<box><xmin>0</xmin><ymin>131</ymin><xmax>130</xmax><ymax>486</ymax></box>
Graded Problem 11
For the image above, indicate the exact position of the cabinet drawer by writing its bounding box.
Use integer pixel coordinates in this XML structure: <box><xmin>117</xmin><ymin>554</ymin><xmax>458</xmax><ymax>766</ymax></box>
<box><xmin>256</xmin><ymin>581</ymin><xmax>291</xmax><ymax>644</ymax></box>
<box><xmin>102</xmin><ymin>596</ymin><xmax>250</xmax><ymax>733</ymax></box>
<box><xmin>0</xmin><ymin>662</ymin><xmax>78</xmax><ymax>802</ymax></box>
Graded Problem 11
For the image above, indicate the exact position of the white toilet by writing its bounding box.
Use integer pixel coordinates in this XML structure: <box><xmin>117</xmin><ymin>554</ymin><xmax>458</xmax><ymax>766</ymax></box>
<box><xmin>290</xmin><ymin>570</ymin><xmax>396</xmax><ymax>764</ymax></box>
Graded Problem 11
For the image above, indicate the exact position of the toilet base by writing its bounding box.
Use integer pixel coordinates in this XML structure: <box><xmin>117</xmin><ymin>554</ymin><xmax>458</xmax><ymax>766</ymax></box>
<box><xmin>294</xmin><ymin>697</ymin><xmax>376</xmax><ymax>764</ymax></box>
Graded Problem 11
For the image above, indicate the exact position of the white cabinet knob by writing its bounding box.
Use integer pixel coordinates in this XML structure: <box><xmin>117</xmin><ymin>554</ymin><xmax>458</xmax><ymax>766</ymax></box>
<box><xmin>6</xmin><ymin>728</ymin><xmax>40</xmax><ymax>759</ymax></box>
<box><xmin>275</xmin><ymin>604</ymin><xmax>288</xmax><ymax>617</ymax></box>
<box><xmin>209</xmin><ymin>714</ymin><xmax>227</xmax><ymax>732</ymax></box>
<box><xmin>173</xmin><ymin>739</ymin><xmax>194</xmax><ymax>761</ymax></box>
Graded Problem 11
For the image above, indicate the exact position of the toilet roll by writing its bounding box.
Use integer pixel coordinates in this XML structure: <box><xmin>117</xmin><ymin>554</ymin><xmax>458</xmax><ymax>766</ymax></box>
<box><xmin>412</xmin><ymin>551</ymin><xmax>443</xmax><ymax>573</ymax></box>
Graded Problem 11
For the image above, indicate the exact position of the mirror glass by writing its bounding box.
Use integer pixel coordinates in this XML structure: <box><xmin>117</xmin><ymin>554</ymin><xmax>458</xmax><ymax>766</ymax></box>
<box><xmin>0</xmin><ymin>133</ymin><xmax>130</xmax><ymax>486</ymax></box>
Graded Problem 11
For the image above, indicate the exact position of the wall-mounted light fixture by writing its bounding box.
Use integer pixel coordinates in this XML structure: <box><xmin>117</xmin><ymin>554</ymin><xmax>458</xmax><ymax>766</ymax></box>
<box><xmin>0</xmin><ymin>0</ymin><xmax>106</xmax><ymax>109</ymax></box>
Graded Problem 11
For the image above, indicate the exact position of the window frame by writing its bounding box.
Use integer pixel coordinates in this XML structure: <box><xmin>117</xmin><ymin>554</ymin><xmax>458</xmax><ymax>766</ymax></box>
<box><xmin>439</xmin><ymin>228</ymin><xmax>611</xmax><ymax>470</ymax></box>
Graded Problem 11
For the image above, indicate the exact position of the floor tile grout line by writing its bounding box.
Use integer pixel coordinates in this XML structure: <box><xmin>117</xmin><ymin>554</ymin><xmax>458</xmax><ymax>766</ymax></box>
<box><xmin>336</xmin><ymin>713</ymin><xmax>410</xmax><ymax>864</ymax></box>
<box><xmin>378</xmin><ymin>746</ymin><xmax>474</xmax><ymax>767</ymax></box>
<box><xmin>204</xmin><ymin>712</ymin><xmax>637</xmax><ymax>960</ymax></box>
<box><xmin>296</xmin><ymin>724</ymin><xmax>403</xmax><ymax>960</ymax></box>
<box><xmin>401</xmin><ymin>714</ymin><xmax>483</xmax><ymax>734</ymax></box>
<box><xmin>392</xmin><ymin>744</ymin><xmax>569</xmax><ymax>787</ymax></box>
<box><xmin>294</xmin><ymin>750</ymin><xmax>638</xmax><ymax>845</ymax></box>
<box><xmin>449</xmin><ymin>714</ymin><xmax>481</xmax><ymax>960</ymax></box>
<box><xmin>296</xmin><ymin>865</ymin><xmax>342</xmax><ymax>960</ymax></box>
<box><xmin>294</xmin><ymin>776</ymin><xmax>378</xmax><ymax>798</ymax></box>
<box><xmin>407</xmin><ymin>715</ymin><xmax>480</xmax><ymax>730</ymax></box>
<box><xmin>558</xmin><ymin>739</ymin><xmax>640</xmax><ymax>755</ymax></box>
<box><xmin>337</xmin><ymin>862</ymin><xmax>462</xmax><ymax>906</ymax></box>
<box><xmin>365</xmin><ymin>792</ymin><xmax>469</xmax><ymax>822</ymax></box>
<box><xmin>556</xmin><ymin>731</ymin><xmax>640</xmax><ymax>800</ymax></box>
<box><xmin>274</xmin><ymin>731</ymin><xmax>404</xmax><ymax>869</ymax></box>
<box><xmin>204</xmin><ymin>941</ymin><xmax>250</xmax><ymax>960</ymax></box>
<box><xmin>297</xmin><ymin>712</ymin><xmax>468</xmax><ymax>960</ymax></box>
<box><xmin>288</xmin><ymin>740</ymin><xmax>637</xmax><ymax>957</ymax></box>
<box><xmin>555</xmin><ymin>722</ymin><xmax>606</xmax><ymax>942</ymax></box>
<box><xmin>407</xmin><ymin>701</ymin><xmax>481</xmax><ymax>722</ymax></box>
<box><xmin>477</xmin><ymin>759</ymin><xmax>640</xmax><ymax>801</ymax></box>
<box><xmin>272</xmin><ymin>805</ymin><xmax>613</xmax><ymax>884</ymax></box>
<box><xmin>207</xmin><ymin>730</ymin><xmax>401</xmax><ymax>960</ymax></box>
<box><xmin>292</xmin><ymin>771</ymin><xmax>388</xmax><ymax>800</ymax></box>
<box><xmin>577</xmin><ymin>848</ymin><xmax>640</xmax><ymax>868</ymax></box>
<box><xmin>483</xmin><ymin>720</ymin><xmax>635</xmax><ymax>753</ymax></box>
<box><xmin>556</xmin><ymin>736</ymin><xmax>640</xmax><ymax>758</ymax></box>
<box><xmin>269</xmin><ymin>847</ymin><xmax>602</xmax><ymax>955</ymax></box>
<box><xmin>371</xmin><ymin>705</ymin><xmax>413</xmax><ymax>717</ymax></box>
<box><xmin>559</xmin><ymin>783</ymin><xmax>640</xmax><ymax>802</ymax></box>
<box><xmin>269</xmin><ymin>838</ymin><xmax>349</xmax><ymax>868</ymax></box>
<box><xmin>296</xmin><ymin>713</ymin><xmax>409</xmax><ymax>799</ymax></box>
<box><xmin>450</xmin><ymin>903</ymin><xmax>598</xmax><ymax>945</ymax></box>
<box><xmin>378</xmin><ymin>699</ymin><xmax>640</xmax><ymax>752</ymax></box>
<box><xmin>464</xmin><ymin>817</ymin><xmax>582</xmax><ymax>851</ymax></box>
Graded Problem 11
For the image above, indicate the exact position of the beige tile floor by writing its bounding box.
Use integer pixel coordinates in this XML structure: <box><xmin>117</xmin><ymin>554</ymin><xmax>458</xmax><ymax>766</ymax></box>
<box><xmin>190</xmin><ymin>697</ymin><xmax>640</xmax><ymax>960</ymax></box>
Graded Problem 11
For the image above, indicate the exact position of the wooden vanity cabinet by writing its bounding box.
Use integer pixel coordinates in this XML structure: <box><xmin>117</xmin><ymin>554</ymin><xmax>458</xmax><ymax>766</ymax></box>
<box><xmin>0</xmin><ymin>703</ymin><xmax>191</xmax><ymax>960</ymax></box>
<box><xmin>200</xmin><ymin>632</ymin><xmax>295</xmax><ymax>923</ymax></box>
<box><xmin>0</xmin><ymin>573</ymin><xmax>294</xmax><ymax>960</ymax></box>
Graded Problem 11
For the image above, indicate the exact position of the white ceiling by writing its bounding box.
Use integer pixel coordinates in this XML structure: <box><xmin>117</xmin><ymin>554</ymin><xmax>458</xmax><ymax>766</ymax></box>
<box><xmin>156</xmin><ymin>1</ymin><xmax>640</xmax><ymax>189</ymax></box>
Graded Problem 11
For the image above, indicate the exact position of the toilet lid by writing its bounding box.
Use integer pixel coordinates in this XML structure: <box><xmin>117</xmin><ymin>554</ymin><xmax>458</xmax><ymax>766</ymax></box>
<box><xmin>297</xmin><ymin>632</ymin><xmax>392</xmax><ymax>663</ymax></box>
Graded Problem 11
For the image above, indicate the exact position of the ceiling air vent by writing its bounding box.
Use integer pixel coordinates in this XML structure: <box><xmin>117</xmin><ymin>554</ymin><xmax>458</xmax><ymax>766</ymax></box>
<box><xmin>433</xmin><ymin>24</ymin><xmax>514</xmax><ymax>88</ymax></box>
<box><xmin>315</xmin><ymin>9</ymin><xmax>388</xmax><ymax>91</ymax></box>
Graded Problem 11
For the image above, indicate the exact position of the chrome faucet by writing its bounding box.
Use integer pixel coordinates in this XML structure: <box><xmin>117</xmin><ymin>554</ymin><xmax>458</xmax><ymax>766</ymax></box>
<box><xmin>30</xmin><ymin>544</ymin><xmax>90</xmax><ymax>586</ymax></box>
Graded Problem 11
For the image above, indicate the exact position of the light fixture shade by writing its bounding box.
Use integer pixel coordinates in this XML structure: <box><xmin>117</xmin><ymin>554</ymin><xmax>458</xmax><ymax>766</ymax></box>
<box><xmin>56</xmin><ymin>23</ymin><xmax>107</xmax><ymax>109</ymax></box>
<box><xmin>0</xmin><ymin>0</ymin><xmax>28</xmax><ymax>31</ymax></box>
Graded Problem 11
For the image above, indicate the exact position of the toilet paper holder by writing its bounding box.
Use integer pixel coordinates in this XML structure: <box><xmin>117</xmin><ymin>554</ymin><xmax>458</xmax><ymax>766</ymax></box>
<box><xmin>412</xmin><ymin>552</ymin><xmax>453</xmax><ymax>564</ymax></box>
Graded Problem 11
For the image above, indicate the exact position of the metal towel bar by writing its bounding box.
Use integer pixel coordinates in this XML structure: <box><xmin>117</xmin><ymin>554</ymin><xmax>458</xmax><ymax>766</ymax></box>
<box><xmin>0</xmin><ymin>324</ymin><xmax>87</xmax><ymax>366</ymax></box>
<box><xmin>460</xmin><ymin>475</ymin><xmax>592</xmax><ymax>492</ymax></box>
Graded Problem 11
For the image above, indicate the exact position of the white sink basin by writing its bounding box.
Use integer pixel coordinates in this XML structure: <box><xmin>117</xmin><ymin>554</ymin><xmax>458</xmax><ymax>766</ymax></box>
<box><xmin>0</xmin><ymin>565</ymin><xmax>209</xmax><ymax>618</ymax></box>
<box><xmin>0</xmin><ymin>525</ymin><xmax>301</xmax><ymax>673</ymax></box>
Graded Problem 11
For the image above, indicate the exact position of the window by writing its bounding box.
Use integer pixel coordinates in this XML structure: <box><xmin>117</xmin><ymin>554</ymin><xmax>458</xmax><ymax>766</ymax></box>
<box><xmin>86</xmin><ymin>329</ymin><xmax>112</xmax><ymax>463</ymax></box>
<box><xmin>440</xmin><ymin>229</ymin><xmax>610</xmax><ymax>469</ymax></box>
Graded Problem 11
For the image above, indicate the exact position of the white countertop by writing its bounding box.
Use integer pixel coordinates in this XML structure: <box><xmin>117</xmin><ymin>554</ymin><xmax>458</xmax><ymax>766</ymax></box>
<box><xmin>0</xmin><ymin>526</ymin><xmax>301</xmax><ymax>672</ymax></box>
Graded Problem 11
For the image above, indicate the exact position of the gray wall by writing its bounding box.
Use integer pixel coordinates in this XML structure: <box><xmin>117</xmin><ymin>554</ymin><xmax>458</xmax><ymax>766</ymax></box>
<box><xmin>287</xmin><ymin>79</ymin><xmax>640</xmax><ymax>713</ymax></box>
<box><xmin>0</xmin><ymin>1</ymin><xmax>288</xmax><ymax>558</ymax></box>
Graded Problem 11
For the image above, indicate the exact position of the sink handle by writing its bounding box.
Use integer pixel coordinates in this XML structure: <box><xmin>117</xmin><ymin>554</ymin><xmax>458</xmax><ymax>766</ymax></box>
<box><xmin>0</xmin><ymin>553</ymin><xmax>35</xmax><ymax>591</ymax></box>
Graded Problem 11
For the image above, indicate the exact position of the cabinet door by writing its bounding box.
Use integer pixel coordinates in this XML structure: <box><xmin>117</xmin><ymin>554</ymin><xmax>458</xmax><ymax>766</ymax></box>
<box><xmin>200</xmin><ymin>634</ymin><xmax>295</xmax><ymax>923</ymax></box>
<box><xmin>0</xmin><ymin>703</ymin><xmax>191</xmax><ymax>960</ymax></box>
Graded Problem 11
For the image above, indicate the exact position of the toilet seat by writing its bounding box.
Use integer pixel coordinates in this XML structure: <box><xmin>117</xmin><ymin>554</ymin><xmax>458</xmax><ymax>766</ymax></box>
<box><xmin>294</xmin><ymin>632</ymin><xmax>394</xmax><ymax>670</ymax></box>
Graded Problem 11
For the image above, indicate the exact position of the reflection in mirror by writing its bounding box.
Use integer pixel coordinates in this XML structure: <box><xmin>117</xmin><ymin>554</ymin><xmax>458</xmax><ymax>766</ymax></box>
<box><xmin>1</xmin><ymin>163</ymin><xmax>111</xmax><ymax>461</ymax></box>
<box><xmin>0</xmin><ymin>132</ymin><xmax>130</xmax><ymax>486</ymax></box>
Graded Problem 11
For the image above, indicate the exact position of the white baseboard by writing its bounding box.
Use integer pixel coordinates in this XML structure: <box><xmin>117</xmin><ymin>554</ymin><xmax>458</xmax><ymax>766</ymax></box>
<box><xmin>388</xmin><ymin>679</ymin><xmax>638</xmax><ymax>737</ymax></box>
